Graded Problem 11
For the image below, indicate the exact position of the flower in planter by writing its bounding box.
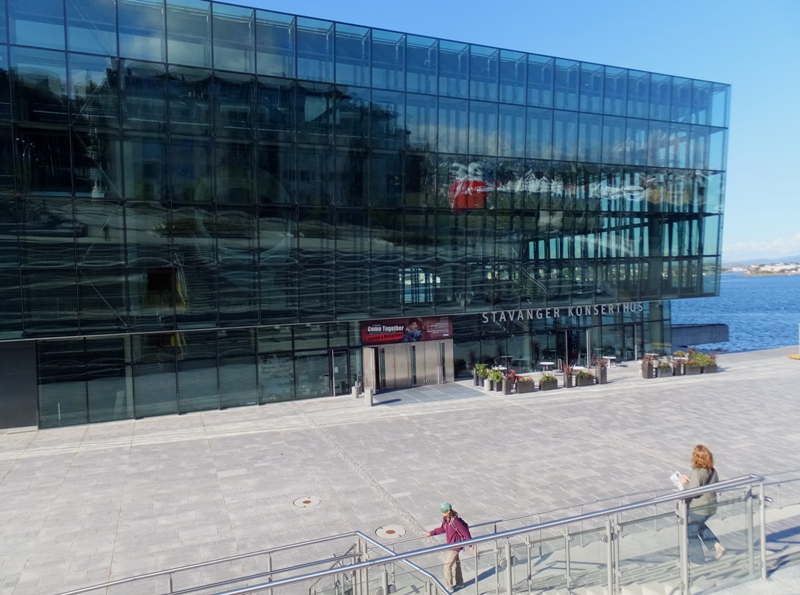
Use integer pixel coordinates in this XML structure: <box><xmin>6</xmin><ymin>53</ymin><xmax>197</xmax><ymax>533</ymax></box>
<box><xmin>575</xmin><ymin>370</ymin><xmax>594</xmax><ymax>379</ymax></box>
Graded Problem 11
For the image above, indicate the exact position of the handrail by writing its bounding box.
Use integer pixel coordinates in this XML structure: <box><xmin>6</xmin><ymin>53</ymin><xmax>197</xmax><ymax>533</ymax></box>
<box><xmin>207</xmin><ymin>474</ymin><xmax>765</xmax><ymax>595</ymax></box>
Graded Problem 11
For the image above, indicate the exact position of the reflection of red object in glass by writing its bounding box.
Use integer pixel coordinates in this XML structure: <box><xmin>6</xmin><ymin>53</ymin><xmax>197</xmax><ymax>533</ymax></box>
<box><xmin>467</xmin><ymin>179</ymin><xmax>488</xmax><ymax>209</ymax></box>
<box><xmin>449</xmin><ymin>178</ymin><xmax>469</xmax><ymax>213</ymax></box>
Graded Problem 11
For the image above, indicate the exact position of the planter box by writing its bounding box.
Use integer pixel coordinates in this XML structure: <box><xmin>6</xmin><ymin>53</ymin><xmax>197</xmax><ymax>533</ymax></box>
<box><xmin>564</xmin><ymin>374</ymin><xmax>574</xmax><ymax>388</ymax></box>
<box><xmin>473</xmin><ymin>372</ymin><xmax>481</xmax><ymax>386</ymax></box>
<box><xmin>685</xmin><ymin>366</ymin><xmax>702</xmax><ymax>376</ymax></box>
<box><xmin>495</xmin><ymin>381</ymin><xmax>504</xmax><ymax>393</ymax></box>
<box><xmin>483</xmin><ymin>379</ymin><xmax>492</xmax><ymax>391</ymax></box>
<box><xmin>576</xmin><ymin>376</ymin><xmax>594</xmax><ymax>387</ymax></box>
<box><xmin>672</xmin><ymin>363</ymin><xmax>684</xmax><ymax>376</ymax></box>
<box><xmin>703</xmin><ymin>364</ymin><xmax>718</xmax><ymax>373</ymax></box>
<box><xmin>516</xmin><ymin>382</ymin><xmax>536</xmax><ymax>394</ymax></box>
<box><xmin>540</xmin><ymin>380</ymin><xmax>558</xmax><ymax>391</ymax></box>
<box><xmin>595</xmin><ymin>367</ymin><xmax>608</xmax><ymax>384</ymax></box>
<box><xmin>657</xmin><ymin>367</ymin><xmax>672</xmax><ymax>377</ymax></box>
<box><xmin>641</xmin><ymin>362</ymin><xmax>655</xmax><ymax>379</ymax></box>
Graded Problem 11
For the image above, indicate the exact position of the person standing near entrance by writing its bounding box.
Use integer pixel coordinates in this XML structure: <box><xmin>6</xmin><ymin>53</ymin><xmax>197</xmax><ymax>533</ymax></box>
<box><xmin>679</xmin><ymin>444</ymin><xmax>725</xmax><ymax>566</ymax></box>
<box><xmin>424</xmin><ymin>502</ymin><xmax>473</xmax><ymax>590</ymax></box>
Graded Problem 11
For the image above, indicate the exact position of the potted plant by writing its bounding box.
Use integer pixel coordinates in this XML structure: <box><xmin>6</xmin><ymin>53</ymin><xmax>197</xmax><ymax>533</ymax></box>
<box><xmin>685</xmin><ymin>357</ymin><xmax>702</xmax><ymax>375</ymax></box>
<box><xmin>657</xmin><ymin>360</ymin><xmax>672</xmax><ymax>377</ymax></box>
<box><xmin>575</xmin><ymin>369</ymin><xmax>595</xmax><ymax>387</ymax></box>
<box><xmin>641</xmin><ymin>354</ymin><xmax>655</xmax><ymax>379</ymax></box>
<box><xmin>594</xmin><ymin>358</ymin><xmax>608</xmax><ymax>384</ymax></box>
<box><xmin>562</xmin><ymin>364</ymin><xmax>574</xmax><ymax>388</ymax></box>
<box><xmin>502</xmin><ymin>370</ymin><xmax>518</xmax><ymax>395</ymax></box>
<box><xmin>539</xmin><ymin>373</ymin><xmax>558</xmax><ymax>391</ymax></box>
<box><xmin>489</xmin><ymin>369</ymin><xmax>504</xmax><ymax>392</ymax></box>
<box><xmin>474</xmin><ymin>363</ymin><xmax>488</xmax><ymax>386</ymax></box>
<box><xmin>516</xmin><ymin>376</ymin><xmax>535</xmax><ymax>394</ymax></box>
<box><xmin>702</xmin><ymin>352</ymin><xmax>718</xmax><ymax>373</ymax></box>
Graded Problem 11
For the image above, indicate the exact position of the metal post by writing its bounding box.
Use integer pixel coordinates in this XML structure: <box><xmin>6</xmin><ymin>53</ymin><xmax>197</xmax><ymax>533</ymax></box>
<box><xmin>474</xmin><ymin>544</ymin><xmax>480</xmax><ymax>595</ymax></box>
<box><xmin>168</xmin><ymin>573</ymin><xmax>174</xmax><ymax>594</ymax></box>
<box><xmin>268</xmin><ymin>554</ymin><xmax>273</xmax><ymax>595</ymax></box>
<box><xmin>505</xmin><ymin>541</ymin><xmax>513</xmax><ymax>595</ymax></box>
<box><xmin>381</xmin><ymin>566</ymin><xmax>389</xmax><ymax>595</ymax></box>
<box><xmin>525</xmin><ymin>536</ymin><xmax>532</xmax><ymax>588</ymax></box>
<box><xmin>760</xmin><ymin>482</ymin><xmax>768</xmax><ymax>580</ymax></box>
<box><xmin>564</xmin><ymin>528</ymin><xmax>572</xmax><ymax>590</ymax></box>
<box><xmin>605</xmin><ymin>517</ymin><xmax>614</xmax><ymax>595</ymax></box>
<box><xmin>746</xmin><ymin>488</ymin><xmax>755</xmax><ymax>575</ymax></box>
<box><xmin>614</xmin><ymin>514</ymin><xmax>622</xmax><ymax>591</ymax></box>
<box><xmin>679</xmin><ymin>499</ymin><xmax>689</xmax><ymax>595</ymax></box>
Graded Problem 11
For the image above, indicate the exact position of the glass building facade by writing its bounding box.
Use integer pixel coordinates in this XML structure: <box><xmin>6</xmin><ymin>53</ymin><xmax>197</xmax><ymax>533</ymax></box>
<box><xmin>0</xmin><ymin>0</ymin><xmax>729</xmax><ymax>428</ymax></box>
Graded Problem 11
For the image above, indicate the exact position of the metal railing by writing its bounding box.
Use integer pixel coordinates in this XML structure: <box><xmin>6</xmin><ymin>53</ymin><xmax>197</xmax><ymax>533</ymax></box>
<box><xmin>57</xmin><ymin>474</ymin><xmax>772</xmax><ymax>595</ymax></box>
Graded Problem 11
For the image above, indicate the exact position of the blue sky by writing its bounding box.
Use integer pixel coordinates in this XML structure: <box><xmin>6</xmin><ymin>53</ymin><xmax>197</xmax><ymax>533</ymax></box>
<box><xmin>246</xmin><ymin>0</ymin><xmax>800</xmax><ymax>261</ymax></box>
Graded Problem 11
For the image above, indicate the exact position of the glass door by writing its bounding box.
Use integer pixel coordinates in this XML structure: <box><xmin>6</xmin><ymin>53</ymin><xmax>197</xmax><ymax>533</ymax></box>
<box><xmin>330</xmin><ymin>349</ymin><xmax>350</xmax><ymax>395</ymax></box>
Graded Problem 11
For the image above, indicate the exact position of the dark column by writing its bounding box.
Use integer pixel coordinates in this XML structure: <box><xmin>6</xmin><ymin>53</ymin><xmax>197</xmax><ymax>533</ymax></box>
<box><xmin>0</xmin><ymin>341</ymin><xmax>38</xmax><ymax>429</ymax></box>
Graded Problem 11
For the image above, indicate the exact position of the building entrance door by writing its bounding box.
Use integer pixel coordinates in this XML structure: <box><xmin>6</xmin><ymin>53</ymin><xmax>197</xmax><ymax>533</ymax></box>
<box><xmin>330</xmin><ymin>349</ymin><xmax>350</xmax><ymax>395</ymax></box>
<box><xmin>366</xmin><ymin>340</ymin><xmax>453</xmax><ymax>392</ymax></box>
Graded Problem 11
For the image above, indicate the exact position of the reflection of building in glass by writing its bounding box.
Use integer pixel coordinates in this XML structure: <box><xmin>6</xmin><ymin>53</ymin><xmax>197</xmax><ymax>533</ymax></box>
<box><xmin>0</xmin><ymin>0</ymin><xmax>729</xmax><ymax>429</ymax></box>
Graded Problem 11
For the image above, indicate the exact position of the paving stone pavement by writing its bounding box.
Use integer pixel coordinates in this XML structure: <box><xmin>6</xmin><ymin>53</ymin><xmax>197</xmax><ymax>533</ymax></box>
<box><xmin>1</xmin><ymin>346</ymin><xmax>800</xmax><ymax>595</ymax></box>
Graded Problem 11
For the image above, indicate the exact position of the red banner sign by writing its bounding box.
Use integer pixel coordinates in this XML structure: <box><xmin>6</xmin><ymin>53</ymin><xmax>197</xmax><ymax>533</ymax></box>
<box><xmin>361</xmin><ymin>316</ymin><xmax>453</xmax><ymax>346</ymax></box>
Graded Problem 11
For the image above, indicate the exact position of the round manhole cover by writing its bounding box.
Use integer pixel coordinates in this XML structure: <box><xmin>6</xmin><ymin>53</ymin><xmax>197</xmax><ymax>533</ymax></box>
<box><xmin>293</xmin><ymin>496</ymin><xmax>321</xmax><ymax>508</ymax></box>
<box><xmin>376</xmin><ymin>525</ymin><xmax>406</xmax><ymax>538</ymax></box>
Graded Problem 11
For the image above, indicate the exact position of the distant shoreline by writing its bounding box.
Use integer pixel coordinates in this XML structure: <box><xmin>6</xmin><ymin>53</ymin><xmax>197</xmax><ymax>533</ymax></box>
<box><xmin>722</xmin><ymin>264</ymin><xmax>800</xmax><ymax>276</ymax></box>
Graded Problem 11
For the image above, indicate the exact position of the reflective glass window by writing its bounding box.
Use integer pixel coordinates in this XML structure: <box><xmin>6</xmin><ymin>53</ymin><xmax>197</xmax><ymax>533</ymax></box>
<box><xmin>213</xmin><ymin>3</ymin><xmax>254</xmax><ymax>73</ymax></box>
<box><xmin>438</xmin><ymin>97</ymin><xmax>468</xmax><ymax>153</ymax></box>
<box><xmin>256</xmin><ymin>10</ymin><xmax>294</xmax><ymax>77</ymax></box>
<box><xmin>123</xmin><ymin>133</ymin><xmax>168</xmax><ymax>201</ymax></box>
<box><xmin>649</xmin><ymin>73</ymin><xmax>671</xmax><ymax>121</ymax></box>
<box><xmin>404</xmin><ymin>153</ymin><xmax>435</xmax><ymax>208</ymax></box>
<box><xmin>0</xmin><ymin>46</ymin><xmax>9</xmax><ymax>120</ymax></box>
<box><xmin>257</xmin><ymin>143</ymin><xmax>294</xmax><ymax>206</ymax></box>
<box><xmin>257</xmin><ymin>76</ymin><xmax>294</xmax><ymax>142</ymax></box>
<box><xmin>294</xmin><ymin>350</ymin><xmax>330</xmax><ymax>399</ymax></box>
<box><xmin>335</xmin><ymin>85</ymin><xmax>370</xmax><ymax>147</ymax></box>
<box><xmin>554</xmin><ymin>59</ymin><xmax>579</xmax><ymax>111</ymax></box>
<box><xmin>11</xmin><ymin>46</ymin><xmax>68</xmax><ymax>124</ymax></box>
<box><xmin>67</xmin><ymin>0</ymin><xmax>117</xmax><ymax>56</ymax></box>
<box><xmin>526</xmin><ymin>107</ymin><xmax>552</xmax><ymax>160</ymax></box>
<box><xmin>15</xmin><ymin>128</ymin><xmax>71</xmax><ymax>195</ymax></box>
<box><xmin>708</xmin><ymin>128</ymin><xmax>726</xmax><ymax>171</ymax></box>
<box><xmin>601</xmin><ymin>116</ymin><xmax>625</xmax><ymax>164</ymax></box>
<box><xmin>218</xmin><ymin>329</ymin><xmax>257</xmax><ymax>407</ymax></box>
<box><xmin>669</xmin><ymin>123</ymin><xmax>689</xmax><ymax>168</ymax></box>
<box><xmin>37</xmin><ymin>340</ymin><xmax>86</xmax><ymax>427</ymax></box>
<box><xmin>258</xmin><ymin>351</ymin><xmax>295</xmax><ymax>402</ymax></box>
<box><xmin>86</xmin><ymin>337</ymin><xmax>132</xmax><ymax>423</ymax></box>
<box><xmin>0</xmin><ymin>123</ymin><xmax>12</xmax><ymax>192</ymax></box>
<box><xmin>372</xmin><ymin>29</ymin><xmax>404</xmax><ymax>91</ymax></box>
<box><xmin>406</xmin><ymin>93</ymin><xmax>436</xmax><ymax>151</ymax></box>
<box><xmin>296</xmin><ymin>17</ymin><xmax>333</xmax><ymax>82</ymax></box>
<box><xmin>527</xmin><ymin>54</ymin><xmax>553</xmax><ymax>108</ymax></box>
<box><xmin>120</xmin><ymin>60</ymin><xmax>167</xmax><ymax>131</ymax></box>
<box><xmin>295</xmin><ymin>81</ymin><xmax>333</xmax><ymax>144</ymax></box>
<box><xmin>176</xmin><ymin>331</ymin><xmax>218</xmax><ymax>413</ymax></box>
<box><xmin>671</xmin><ymin>76</ymin><xmax>692</xmax><ymax>123</ymax></box>
<box><xmin>336</xmin><ymin>23</ymin><xmax>370</xmax><ymax>86</ymax></box>
<box><xmin>217</xmin><ymin>210</ymin><xmax>258</xmax><ymax>325</ymax></box>
<box><xmin>469</xmin><ymin>100</ymin><xmax>497</xmax><ymax>156</ymax></box>
<box><xmin>624</xmin><ymin>118</ymin><xmax>648</xmax><ymax>166</ymax></box>
<box><xmin>0</xmin><ymin>0</ymin><xmax>6</xmax><ymax>43</ymax></box>
<box><xmin>74</xmin><ymin>199</ymin><xmax>125</xmax><ymax>265</ymax></box>
<box><xmin>371</xmin><ymin>89</ymin><xmax>405</xmax><ymax>150</ymax></box>
<box><xmin>257</xmin><ymin>206</ymin><xmax>297</xmax><ymax>322</ymax></box>
<box><xmin>499</xmin><ymin>50</ymin><xmax>526</xmax><ymax>105</ymax></box>
<box><xmin>19</xmin><ymin>196</ymin><xmax>75</xmax><ymax>267</ymax></box>
<box><xmin>296</xmin><ymin>146</ymin><xmax>333</xmax><ymax>205</ymax></box>
<box><xmin>406</xmin><ymin>35</ymin><xmax>437</xmax><ymax>95</ymax></box>
<box><xmin>78</xmin><ymin>267</ymin><xmax>127</xmax><ymax>331</ymax></box>
<box><xmin>627</xmin><ymin>70</ymin><xmax>649</xmax><ymax>118</ymax></box>
<box><xmin>439</xmin><ymin>40</ymin><xmax>468</xmax><ymax>98</ymax></box>
<box><xmin>72</xmin><ymin>130</ymin><xmax>122</xmax><ymax>199</ymax></box>
<box><xmin>170</xmin><ymin>137</ymin><xmax>213</xmax><ymax>203</ymax></box>
<box><xmin>23</xmin><ymin>270</ymin><xmax>79</xmax><ymax>335</ymax></box>
<box><xmin>552</xmin><ymin>110</ymin><xmax>578</xmax><ymax>161</ymax></box>
<box><xmin>124</xmin><ymin>203</ymin><xmax>171</xmax><ymax>268</ymax></box>
<box><xmin>166</xmin><ymin>0</ymin><xmax>211</xmax><ymax>68</ymax></box>
<box><xmin>214</xmin><ymin>71</ymin><xmax>254</xmax><ymax>138</ymax></box>
<box><xmin>470</xmin><ymin>45</ymin><xmax>498</xmax><ymax>102</ymax></box>
<box><xmin>578</xmin><ymin>113</ymin><xmax>601</xmax><ymax>162</ymax></box>
<box><xmin>335</xmin><ymin>147</ymin><xmax>368</xmax><ymax>207</ymax></box>
<box><xmin>603</xmin><ymin>66</ymin><xmax>626</xmax><ymax>116</ymax></box>
<box><xmin>370</xmin><ymin>151</ymin><xmax>402</xmax><ymax>207</ymax></box>
<box><xmin>8</xmin><ymin>0</ymin><xmax>65</xmax><ymax>50</ymax></box>
<box><xmin>498</xmin><ymin>104</ymin><xmax>525</xmax><ymax>158</ymax></box>
<box><xmin>132</xmin><ymin>334</ymin><xmax>177</xmax><ymax>418</ymax></box>
<box><xmin>216</xmin><ymin>141</ymin><xmax>254</xmax><ymax>203</ymax></box>
<box><xmin>709</xmin><ymin>83</ymin><xmax>729</xmax><ymax>128</ymax></box>
<box><xmin>579</xmin><ymin>62</ymin><xmax>603</xmax><ymax>113</ymax></box>
<box><xmin>647</xmin><ymin>121</ymin><xmax>669</xmax><ymax>167</ymax></box>
<box><xmin>119</xmin><ymin>0</ymin><xmax>166</xmax><ymax>62</ymax></box>
<box><xmin>168</xmin><ymin>65</ymin><xmax>212</xmax><ymax>135</ymax></box>
<box><xmin>702</xmin><ymin>171</ymin><xmax>724</xmax><ymax>214</ymax></box>
<box><xmin>69</xmin><ymin>53</ymin><xmax>119</xmax><ymax>128</ymax></box>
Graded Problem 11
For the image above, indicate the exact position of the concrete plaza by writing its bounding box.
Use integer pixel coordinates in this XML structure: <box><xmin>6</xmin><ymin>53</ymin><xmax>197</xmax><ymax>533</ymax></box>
<box><xmin>1</xmin><ymin>347</ymin><xmax>800</xmax><ymax>595</ymax></box>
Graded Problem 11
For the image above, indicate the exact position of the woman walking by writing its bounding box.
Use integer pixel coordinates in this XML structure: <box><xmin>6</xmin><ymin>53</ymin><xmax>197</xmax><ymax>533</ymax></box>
<box><xmin>425</xmin><ymin>503</ymin><xmax>473</xmax><ymax>590</ymax></box>
<box><xmin>680</xmin><ymin>444</ymin><xmax>726</xmax><ymax>566</ymax></box>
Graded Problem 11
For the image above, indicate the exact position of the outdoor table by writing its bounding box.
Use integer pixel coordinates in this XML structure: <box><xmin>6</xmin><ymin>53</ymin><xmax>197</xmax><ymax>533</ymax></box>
<box><xmin>539</xmin><ymin>361</ymin><xmax>555</xmax><ymax>372</ymax></box>
<box><xmin>606</xmin><ymin>356</ymin><xmax>617</xmax><ymax>366</ymax></box>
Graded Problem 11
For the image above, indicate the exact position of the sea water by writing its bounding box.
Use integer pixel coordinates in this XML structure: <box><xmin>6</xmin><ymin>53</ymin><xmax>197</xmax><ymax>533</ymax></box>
<box><xmin>670</xmin><ymin>273</ymin><xmax>800</xmax><ymax>353</ymax></box>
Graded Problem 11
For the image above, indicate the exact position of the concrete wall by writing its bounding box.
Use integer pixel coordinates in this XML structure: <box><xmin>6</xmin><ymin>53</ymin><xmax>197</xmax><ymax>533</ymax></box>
<box><xmin>671</xmin><ymin>324</ymin><xmax>729</xmax><ymax>348</ymax></box>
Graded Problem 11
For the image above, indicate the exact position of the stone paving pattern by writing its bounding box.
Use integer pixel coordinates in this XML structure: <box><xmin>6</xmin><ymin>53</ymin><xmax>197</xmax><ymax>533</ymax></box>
<box><xmin>1</xmin><ymin>346</ymin><xmax>800</xmax><ymax>594</ymax></box>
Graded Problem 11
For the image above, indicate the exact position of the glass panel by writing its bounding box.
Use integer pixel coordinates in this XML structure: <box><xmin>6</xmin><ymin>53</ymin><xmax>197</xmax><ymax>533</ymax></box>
<box><xmin>217</xmin><ymin>208</ymin><xmax>258</xmax><ymax>324</ymax></box>
<box><xmin>19</xmin><ymin>201</ymin><xmax>75</xmax><ymax>269</ymax></box>
<box><xmin>469</xmin><ymin>100</ymin><xmax>497</xmax><ymax>156</ymax></box>
<box><xmin>708</xmin><ymin>128</ymin><xmax>726</xmax><ymax>171</ymax></box>
<box><xmin>554</xmin><ymin>58</ymin><xmax>579</xmax><ymax>110</ymax></box>
<box><xmin>370</xmin><ymin>151</ymin><xmax>402</xmax><ymax>207</ymax></box>
<box><xmin>258</xmin><ymin>207</ymin><xmax>297</xmax><ymax>322</ymax></box>
<box><xmin>258</xmin><ymin>352</ymin><xmax>295</xmax><ymax>402</ymax></box>
<box><xmin>168</xmin><ymin>65</ymin><xmax>212</xmax><ymax>135</ymax></box>
<box><xmin>0</xmin><ymin>45</ymin><xmax>9</xmax><ymax>120</ymax></box>
<box><xmin>119</xmin><ymin>0</ymin><xmax>166</xmax><ymax>62</ymax></box>
<box><xmin>11</xmin><ymin>46</ymin><xmax>68</xmax><ymax>125</ymax></box>
<box><xmin>127</xmin><ymin>265</ymin><xmax>177</xmax><ymax>330</ymax></box>
<box><xmin>527</xmin><ymin>107</ymin><xmax>552</xmax><ymax>160</ymax></box>
<box><xmin>710</xmin><ymin>83</ymin><xmax>729</xmax><ymax>128</ymax></box>
<box><xmin>257</xmin><ymin>75</ymin><xmax>294</xmax><ymax>142</ymax></box>
<box><xmin>499</xmin><ymin>49</ymin><xmax>526</xmax><ymax>105</ymax></box>
<box><xmin>124</xmin><ymin>201</ymin><xmax>171</xmax><ymax>264</ymax></box>
<box><xmin>335</xmin><ymin>85</ymin><xmax>370</xmax><ymax>147</ymax></box>
<box><xmin>169</xmin><ymin>136</ymin><xmax>213</xmax><ymax>203</ymax></box>
<box><xmin>294</xmin><ymin>350</ymin><xmax>330</xmax><ymax>398</ymax></box>
<box><xmin>603</xmin><ymin>66</ymin><xmax>626</xmax><ymax>116</ymax></box>
<box><xmin>69</xmin><ymin>53</ymin><xmax>120</xmax><ymax>128</ymax></box>
<box><xmin>166</xmin><ymin>0</ymin><xmax>211</xmax><ymax>68</ymax></box>
<box><xmin>214</xmin><ymin>71</ymin><xmax>254</xmax><ymax>138</ymax></box>
<box><xmin>256</xmin><ymin>10</ymin><xmax>294</xmax><ymax>77</ymax></box>
<box><xmin>578</xmin><ymin>113</ymin><xmax>601</xmax><ymax>162</ymax></box>
<box><xmin>406</xmin><ymin>93</ymin><xmax>436</xmax><ymax>151</ymax></box>
<box><xmin>527</xmin><ymin>54</ymin><xmax>553</xmax><ymax>108</ymax></box>
<box><xmin>602</xmin><ymin>115</ymin><xmax>625</xmax><ymax>164</ymax></box>
<box><xmin>86</xmin><ymin>336</ymin><xmax>133</xmax><ymax>423</ymax></box>
<box><xmin>498</xmin><ymin>103</ymin><xmax>525</xmax><ymax>158</ymax></box>
<box><xmin>216</xmin><ymin>141</ymin><xmax>254</xmax><ymax>204</ymax></box>
<box><xmin>296</xmin><ymin>17</ymin><xmax>333</xmax><ymax>82</ymax></box>
<box><xmin>335</xmin><ymin>147</ymin><xmax>368</xmax><ymax>206</ymax></box>
<box><xmin>672</xmin><ymin>76</ymin><xmax>692</xmax><ymax>123</ymax></box>
<box><xmin>213</xmin><ymin>2</ymin><xmax>254</xmax><ymax>73</ymax></box>
<box><xmin>132</xmin><ymin>334</ymin><xmax>177</xmax><ymax>417</ymax></box>
<box><xmin>438</xmin><ymin>40</ymin><xmax>468</xmax><ymax>98</ymax></box>
<box><xmin>67</xmin><ymin>0</ymin><xmax>117</xmax><ymax>56</ymax></box>
<box><xmin>296</xmin><ymin>146</ymin><xmax>333</xmax><ymax>205</ymax></box>
<box><xmin>0</xmin><ymin>0</ymin><xmax>6</xmax><ymax>43</ymax></box>
<box><xmin>335</xmin><ymin>23</ymin><xmax>369</xmax><ymax>86</ymax></box>
<box><xmin>406</xmin><ymin>35</ymin><xmax>436</xmax><ymax>95</ymax></box>
<box><xmin>218</xmin><ymin>329</ymin><xmax>257</xmax><ymax>408</ymax></box>
<box><xmin>552</xmin><ymin>110</ymin><xmax>577</xmax><ymax>161</ymax></box>
<box><xmin>176</xmin><ymin>331</ymin><xmax>217</xmax><ymax>412</ymax></box>
<box><xmin>296</xmin><ymin>81</ymin><xmax>333</xmax><ymax>144</ymax></box>
<box><xmin>257</xmin><ymin>143</ymin><xmax>295</xmax><ymax>206</ymax></box>
<box><xmin>650</xmin><ymin>73</ymin><xmax>671</xmax><ymax>121</ymax></box>
<box><xmin>78</xmin><ymin>267</ymin><xmax>127</xmax><ymax>331</ymax></box>
<box><xmin>470</xmin><ymin>45</ymin><xmax>498</xmax><ymax>102</ymax></box>
<box><xmin>647</xmin><ymin>121</ymin><xmax>669</xmax><ymax>167</ymax></box>
<box><xmin>370</xmin><ymin>89</ymin><xmax>404</xmax><ymax>150</ymax></box>
<box><xmin>625</xmin><ymin>118</ymin><xmax>648</xmax><ymax>166</ymax></box>
<box><xmin>703</xmin><ymin>171</ymin><xmax>723</xmax><ymax>214</ymax></box>
<box><xmin>38</xmin><ymin>340</ymin><xmax>86</xmax><ymax>428</ymax></box>
<box><xmin>71</xmin><ymin>129</ymin><xmax>122</xmax><ymax>199</ymax></box>
<box><xmin>371</xmin><ymin>29</ymin><xmax>404</xmax><ymax>91</ymax></box>
<box><xmin>15</xmin><ymin>128</ymin><xmax>71</xmax><ymax>195</ymax></box>
<box><xmin>121</xmin><ymin>60</ymin><xmax>168</xmax><ymax>132</ymax></box>
<box><xmin>438</xmin><ymin>97</ymin><xmax>468</xmax><ymax>154</ymax></box>
<box><xmin>122</xmin><ymin>133</ymin><xmax>168</xmax><ymax>201</ymax></box>
<box><xmin>669</xmin><ymin>123</ymin><xmax>690</xmax><ymax>168</ymax></box>
<box><xmin>23</xmin><ymin>270</ymin><xmax>79</xmax><ymax>335</ymax></box>
<box><xmin>75</xmin><ymin>199</ymin><xmax>125</xmax><ymax>266</ymax></box>
<box><xmin>580</xmin><ymin>62</ymin><xmax>603</xmax><ymax>113</ymax></box>
<box><xmin>404</xmin><ymin>153</ymin><xmax>435</xmax><ymax>208</ymax></box>
<box><xmin>8</xmin><ymin>0</ymin><xmax>65</xmax><ymax>49</ymax></box>
<box><xmin>627</xmin><ymin>70</ymin><xmax>649</xmax><ymax>118</ymax></box>
<box><xmin>297</xmin><ymin>208</ymin><xmax>334</xmax><ymax>318</ymax></box>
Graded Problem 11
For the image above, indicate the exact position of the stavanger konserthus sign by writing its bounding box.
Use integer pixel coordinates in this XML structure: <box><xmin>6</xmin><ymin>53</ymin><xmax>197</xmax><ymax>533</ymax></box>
<box><xmin>480</xmin><ymin>301</ymin><xmax>648</xmax><ymax>324</ymax></box>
